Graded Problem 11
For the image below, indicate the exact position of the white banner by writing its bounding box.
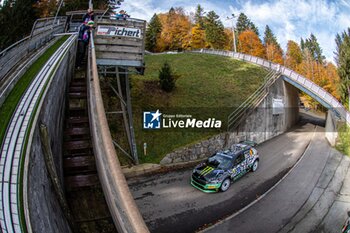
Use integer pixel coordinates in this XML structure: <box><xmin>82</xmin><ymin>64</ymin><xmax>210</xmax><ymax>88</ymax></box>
<box><xmin>96</xmin><ymin>25</ymin><xmax>141</xmax><ymax>38</ymax></box>
<box><xmin>272</xmin><ymin>98</ymin><xmax>284</xmax><ymax>115</ymax></box>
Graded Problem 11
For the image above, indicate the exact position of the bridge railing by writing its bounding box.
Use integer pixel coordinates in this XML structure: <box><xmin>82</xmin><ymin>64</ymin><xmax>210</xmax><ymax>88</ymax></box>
<box><xmin>0</xmin><ymin>16</ymin><xmax>67</xmax><ymax>82</ymax></box>
<box><xmin>87</xmin><ymin>34</ymin><xmax>149</xmax><ymax>233</ymax></box>
<box><xmin>191</xmin><ymin>49</ymin><xmax>350</xmax><ymax>126</ymax></box>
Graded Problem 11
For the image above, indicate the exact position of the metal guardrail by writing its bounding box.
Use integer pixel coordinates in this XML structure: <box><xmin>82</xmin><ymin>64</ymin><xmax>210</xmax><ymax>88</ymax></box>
<box><xmin>87</xmin><ymin>34</ymin><xmax>149</xmax><ymax>233</ymax></box>
<box><xmin>227</xmin><ymin>70</ymin><xmax>281</xmax><ymax>130</ymax></box>
<box><xmin>192</xmin><ymin>49</ymin><xmax>350</xmax><ymax>126</ymax></box>
<box><xmin>0</xmin><ymin>16</ymin><xmax>67</xmax><ymax>82</ymax></box>
<box><xmin>0</xmin><ymin>35</ymin><xmax>76</xmax><ymax>233</ymax></box>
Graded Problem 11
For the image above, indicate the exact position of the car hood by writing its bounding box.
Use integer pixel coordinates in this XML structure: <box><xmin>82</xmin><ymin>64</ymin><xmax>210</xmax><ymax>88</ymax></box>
<box><xmin>194</xmin><ymin>164</ymin><xmax>224</xmax><ymax>180</ymax></box>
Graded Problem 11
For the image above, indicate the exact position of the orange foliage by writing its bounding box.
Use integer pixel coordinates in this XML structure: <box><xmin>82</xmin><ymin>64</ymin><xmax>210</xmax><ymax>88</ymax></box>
<box><xmin>34</xmin><ymin>0</ymin><xmax>57</xmax><ymax>17</ymax></box>
<box><xmin>285</xmin><ymin>40</ymin><xmax>303</xmax><ymax>71</ymax></box>
<box><xmin>238</xmin><ymin>30</ymin><xmax>265</xmax><ymax>58</ymax></box>
<box><xmin>156</xmin><ymin>10</ymin><xmax>191</xmax><ymax>51</ymax></box>
<box><xmin>224</xmin><ymin>28</ymin><xmax>234</xmax><ymax>51</ymax></box>
<box><xmin>265</xmin><ymin>43</ymin><xmax>283</xmax><ymax>65</ymax></box>
<box><xmin>297</xmin><ymin>58</ymin><xmax>341</xmax><ymax>102</ymax></box>
<box><xmin>190</xmin><ymin>24</ymin><xmax>206</xmax><ymax>49</ymax></box>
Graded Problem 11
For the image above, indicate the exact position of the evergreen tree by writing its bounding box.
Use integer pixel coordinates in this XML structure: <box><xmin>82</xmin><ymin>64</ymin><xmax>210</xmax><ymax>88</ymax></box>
<box><xmin>236</xmin><ymin>12</ymin><xmax>259</xmax><ymax>36</ymax></box>
<box><xmin>0</xmin><ymin>0</ymin><xmax>38</xmax><ymax>50</ymax></box>
<box><xmin>145</xmin><ymin>14</ymin><xmax>162</xmax><ymax>52</ymax></box>
<box><xmin>159</xmin><ymin>61</ymin><xmax>175</xmax><ymax>92</ymax></box>
<box><xmin>204</xmin><ymin>10</ymin><xmax>225</xmax><ymax>49</ymax></box>
<box><xmin>263</xmin><ymin>25</ymin><xmax>283</xmax><ymax>64</ymax></box>
<box><xmin>194</xmin><ymin>4</ymin><xmax>205</xmax><ymax>29</ymax></box>
<box><xmin>335</xmin><ymin>28</ymin><xmax>350</xmax><ymax>107</ymax></box>
<box><xmin>263</xmin><ymin>25</ymin><xmax>278</xmax><ymax>46</ymax></box>
<box><xmin>302</xmin><ymin>34</ymin><xmax>325</xmax><ymax>63</ymax></box>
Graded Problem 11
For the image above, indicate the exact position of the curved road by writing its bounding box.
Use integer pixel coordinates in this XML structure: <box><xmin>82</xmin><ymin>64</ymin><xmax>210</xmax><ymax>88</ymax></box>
<box><xmin>127</xmin><ymin>123</ymin><xmax>317</xmax><ymax>233</ymax></box>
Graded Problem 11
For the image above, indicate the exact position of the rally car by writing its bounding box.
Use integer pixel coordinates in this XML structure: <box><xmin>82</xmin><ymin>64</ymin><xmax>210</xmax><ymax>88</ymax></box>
<box><xmin>191</xmin><ymin>143</ymin><xmax>259</xmax><ymax>193</ymax></box>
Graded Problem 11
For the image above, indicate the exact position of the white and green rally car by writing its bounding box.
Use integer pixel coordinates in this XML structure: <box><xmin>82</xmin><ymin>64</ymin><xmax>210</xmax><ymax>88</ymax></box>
<box><xmin>191</xmin><ymin>143</ymin><xmax>259</xmax><ymax>193</ymax></box>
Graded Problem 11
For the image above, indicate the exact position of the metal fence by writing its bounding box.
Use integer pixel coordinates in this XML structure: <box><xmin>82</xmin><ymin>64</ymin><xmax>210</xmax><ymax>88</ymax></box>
<box><xmin>0</xmin><ymin>16</ymin><xmax>67</xmax><ymax>82</ymax></box>
<box><xmin>227</xmin><ymin>70</ymin><xmax>281</xmax><ymax>130</ymax></box>
<box><xmin>191</xmin><ymin>49</ymin><xmax>350</xmax><ymax>126</ymax></box>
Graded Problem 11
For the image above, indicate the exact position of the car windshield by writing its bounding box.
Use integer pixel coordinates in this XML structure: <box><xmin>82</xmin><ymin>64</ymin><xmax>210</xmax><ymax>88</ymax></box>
<box><xmin>207</xmin><ymin>153</ymin><xmax>232</xmax><ymax>170</ymax></box>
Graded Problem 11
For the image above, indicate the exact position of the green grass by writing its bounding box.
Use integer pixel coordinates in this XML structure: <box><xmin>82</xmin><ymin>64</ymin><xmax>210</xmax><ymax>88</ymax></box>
<box><xmin>336</xmin><ymin>123</ymin><xmax>350</xmax><ymax>156</ymax></box>
<box><xmin>121</xmin><ymin>53</ymin><xmax>268</xmax><ymax>164</ymax></box>
<box><xmin>0</xmin><ymin>36</ymin><xmax>68</xmax><ymax>146</ymax></box>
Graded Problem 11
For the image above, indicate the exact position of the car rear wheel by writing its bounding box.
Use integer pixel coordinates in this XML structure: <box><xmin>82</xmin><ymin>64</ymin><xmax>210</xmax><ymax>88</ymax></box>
<box><xmin>220</xmin><ymin>178</ymin><xmax>231</xmax><ymax>192</ymax></box>
<box><xmin>252</xmin><ymin>160</ymin><xmax>259</xmax><ymax>172</ymax></box>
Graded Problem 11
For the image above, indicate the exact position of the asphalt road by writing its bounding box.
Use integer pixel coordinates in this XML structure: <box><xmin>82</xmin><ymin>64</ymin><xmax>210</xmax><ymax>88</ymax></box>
<box><xmin>128</xmin><ymin>123</ymin><xmax>317</xmax><ymax>233</ymax></box>
<box><xmin>203</xmin><ymin>126</ymin><xmax>331</xmax><ymax>233</ymax></box>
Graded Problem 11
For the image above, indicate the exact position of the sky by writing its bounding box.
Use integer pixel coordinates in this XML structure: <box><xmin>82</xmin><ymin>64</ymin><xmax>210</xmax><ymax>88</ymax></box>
<box><xmin>122</xmin><ymin>0</ymin><xmax>350</xmax><ymax>63</ymax></box>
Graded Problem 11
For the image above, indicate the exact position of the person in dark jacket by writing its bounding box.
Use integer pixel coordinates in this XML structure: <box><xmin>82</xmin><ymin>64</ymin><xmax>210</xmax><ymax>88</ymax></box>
<box><xmin>83</xmin><ymin>8</ymin><xmax>94</xmax><ymax>24</ymax></box>
<box><xmin>76</xmin><ymin>20</ymin><xmax>94</xmax><ymax>68</ymax></box>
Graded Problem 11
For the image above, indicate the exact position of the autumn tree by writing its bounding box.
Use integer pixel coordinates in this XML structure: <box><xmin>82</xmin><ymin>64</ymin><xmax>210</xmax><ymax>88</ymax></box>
<box><xmin>145</xmin><ymin>14</ymin><xmax>162</xmax><ymax>52</ymax></box>
<box><xmin>285</xmin><ymin>40</ymin><xmax>303</xmax><ymax>70</ymax></box>
<box><xmin>34</xmin><ymin>0</ymin><xmax>57</xmax><ymax>17</ymax></box>
<box><xmin>238</xmin><ymin>30</ymin><xmax>265</xmax><ymax>58</ymax></box>
<box><xmin>335</xmin><ymin>28</ymin><xmax>350</xmax><ymax>108</ymax></box>
<box><xmin>224</xmin><ymin>28</ymin><xmax>234</xmax><ymax>51</ymax></box>
<box><xmin>263</xmin><ymin>25</ymin><xmax>283</xmax><ymax>64</ymax></box>
<box><xmin>204</xmin><ymin>10</ymin><xmax>225</xmax><ymax>49</ymax></box>
<box><xmin>236</xmin><ymin>12</ymin><xmax>259</xmax><ymax>36</ymax></box>
<box><xmin>190</xmin><ymin>24</ymin><xmax>206</xmax><ymax>49</ymax></box>
<box><xmin>157</xmin><ymin>7</ymin><xmax>191</xmax><ymax>51</ymax></box>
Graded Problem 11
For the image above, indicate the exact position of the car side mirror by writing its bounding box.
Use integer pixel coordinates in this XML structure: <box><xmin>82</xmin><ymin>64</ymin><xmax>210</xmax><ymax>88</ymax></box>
<box><xmin>347</xmin><ymin>211</ymin><xmax>350</xmax><ymax>217</ymax></box>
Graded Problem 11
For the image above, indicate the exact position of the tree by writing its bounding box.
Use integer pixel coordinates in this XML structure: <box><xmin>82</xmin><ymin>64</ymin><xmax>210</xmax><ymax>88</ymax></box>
<box><xmin>285</xmin><ymin>40</ymin><xmax>303</xmax><ymax>70</ymax></box>
<box><xmin>190</xmin><ymin>24</ymin><xmax>206</xmax><ymax>49</ymax></box>
<box><xmin>335</xmin><ymin>28</ymin><xmax>350</xmax><ymax>108</ymax></box>
<box><xmin>301</xmin><ymin>34</ymin><xmax>325</xmax><ymax>63</ymax></box>
<box><xmin>266</xmin><ymin>43</ymin><xmax>284</xmax><ymax>64</ymax></box>
<box><xmin>145</xmin><ymin>14</ymin><xmax>162</xmax><ymax>52</ymax></box>
<box><xmin>159</xmin><ymin>62</ymin><xmax>175</xmax><ymax>92</ymax></box>
<box><xmin>263</xmin><ymin>25</ymin><xmax>278</xmax><ymax>46</ymax></box>
<box><xmin>0</xmin><ymin>0</ymin><xmax>38</xmax><ymax>50</ymax></box>
<box><xmin>238</xmin><ymin>30</ymin><xmax>265</xmax><ymax>58</ymax></box>
<box><xmin>157</xmin><ymin>8</ymin><xmax>191</xmax><ymax>51</ymax></box>
<box><xmin>34</xmin><ymin>0</ymin><xmax>57</xmax><ymax>17</ymax></box>
<box><xmin>236</xmin><ymin>12</ymin><xmax>259</xmax><ymax>36</ymax></box>
<box><xmin>194</xmin><ymin>4</ymin><xmax>205</xmax><ymax>29</ymax></box>
<box><xmin>204</xmin><ymin>10</ymin><xmax>225</xmax><ymax>49</ymax></box>
<box><xmin>263</xmin><ymin>25</ymin><xmax>283</xmax><ymax>64</ymax></box>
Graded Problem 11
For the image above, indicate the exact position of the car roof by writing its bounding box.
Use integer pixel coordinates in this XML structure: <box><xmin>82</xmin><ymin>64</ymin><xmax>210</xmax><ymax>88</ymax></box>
<box><xmin>216</xmin><ymin>144</ymin><xmax>252</xmax><ymax>160</ymax></box>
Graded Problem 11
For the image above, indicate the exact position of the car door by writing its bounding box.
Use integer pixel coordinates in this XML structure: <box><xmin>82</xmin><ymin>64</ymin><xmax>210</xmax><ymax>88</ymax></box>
<box><xmin>244</xmin><ymin>149</ymin><xmax>254</xmax><ymax>165</ymax></box>
<box><xmin>231</xmin><ymin>153</ymin><xmax>246</xmax><ymax>179</ymax></box>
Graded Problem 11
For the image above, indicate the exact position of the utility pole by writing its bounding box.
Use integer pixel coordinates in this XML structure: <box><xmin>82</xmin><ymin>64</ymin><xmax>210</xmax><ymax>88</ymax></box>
<box><xmin>227</xmin><ymin>14</ymin><xmax>237</xmax><ymax>53</ymax></box>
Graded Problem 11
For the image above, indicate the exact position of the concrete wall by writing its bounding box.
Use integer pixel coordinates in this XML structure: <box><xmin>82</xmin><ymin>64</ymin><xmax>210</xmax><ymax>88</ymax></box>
<box><xmin>26</xmin><ymin>41</ymin><xmax>76</xmax><ymax>233</ymax></box>
<box><xmin>160</xmin><ymin>78</ymin><xmax>300</xmax><ymax>164</ymax></box>
<box><xmin>325</xmin><ymin>110</ymin><xmax>339</xmax><ymax>146</ymax></box>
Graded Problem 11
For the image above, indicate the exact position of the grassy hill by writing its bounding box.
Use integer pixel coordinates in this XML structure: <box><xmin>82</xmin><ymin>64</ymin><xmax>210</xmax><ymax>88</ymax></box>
<box><xmin>107</xmin><ymin>53</ymin><xmax>269</xmax><ymax>164</ymax></box>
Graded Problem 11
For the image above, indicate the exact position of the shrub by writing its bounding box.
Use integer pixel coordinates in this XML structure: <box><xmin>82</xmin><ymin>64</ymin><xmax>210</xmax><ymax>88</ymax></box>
<box><xmin>159</xmin><ymin>61</ymin><xmax>175</xmax><ymax>92</ymax></box>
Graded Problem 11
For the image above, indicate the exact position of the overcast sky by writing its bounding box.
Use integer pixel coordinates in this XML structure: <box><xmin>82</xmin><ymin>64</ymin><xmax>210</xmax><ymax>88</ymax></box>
<box><xmin>122</xmin><ymin>0</ymin><xmax>350</xmax><ymax>63</ymax></box>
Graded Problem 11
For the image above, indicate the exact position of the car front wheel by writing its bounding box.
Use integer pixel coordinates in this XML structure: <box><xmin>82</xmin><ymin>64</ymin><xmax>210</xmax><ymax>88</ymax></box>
<box><xmin>252</xmin><ymin>160</ymin><xmax>259</xmax><ymax>172</ymax></box>
<box><xmin>220</xmin><ymin>178</ymin><xmax>231</xmax><ymax>192</ymax></box>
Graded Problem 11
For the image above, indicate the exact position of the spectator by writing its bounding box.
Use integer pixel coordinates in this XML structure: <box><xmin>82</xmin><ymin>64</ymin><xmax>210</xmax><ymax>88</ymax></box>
<box><xmin>83</xmin><ymin>8</ymin><xmax>94</xmax><ymax>24</ymax></box>
<box><xmin>116</xmin><ymin>10</ymin><xmax>130</xmax><ymax>20</ymax></box>
<box><xmin>76</xmin><ymin>20</ymin><xmax>94</xmax><ymax>68</ymax></box>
